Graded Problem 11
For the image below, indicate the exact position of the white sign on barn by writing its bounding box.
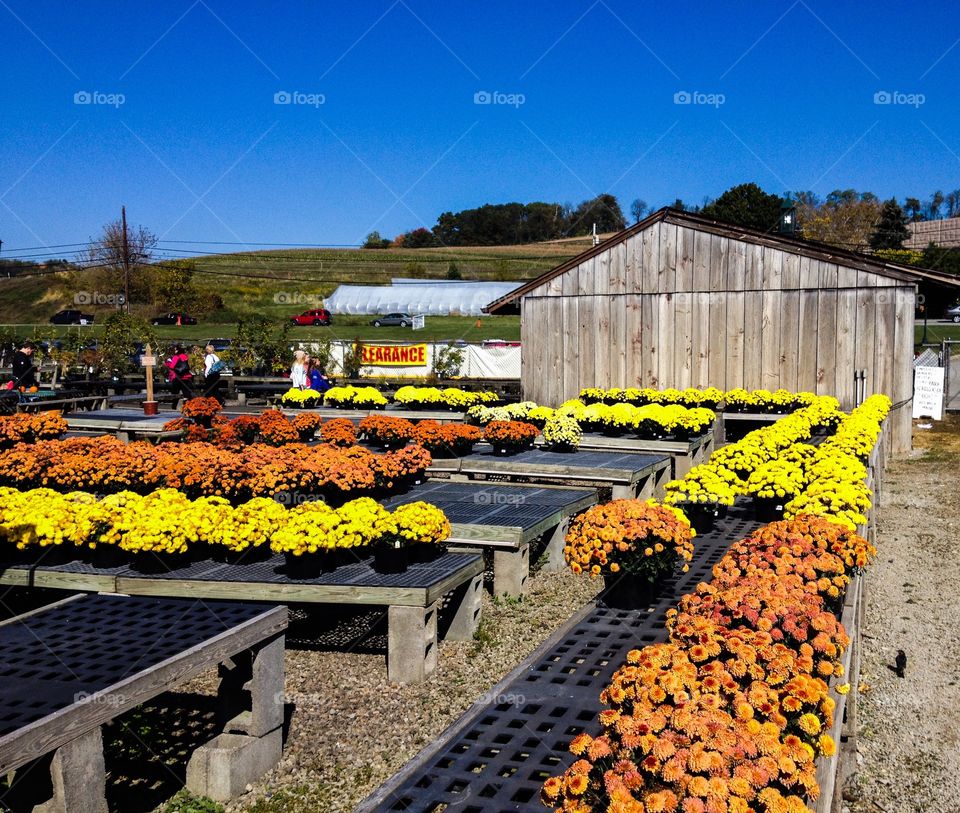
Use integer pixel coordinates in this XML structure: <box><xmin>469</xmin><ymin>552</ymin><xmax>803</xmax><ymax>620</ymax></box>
<box><xmin>913</xmin><ymin>366</ymin><xmax>945</xmax><ymax>420</ymax></box>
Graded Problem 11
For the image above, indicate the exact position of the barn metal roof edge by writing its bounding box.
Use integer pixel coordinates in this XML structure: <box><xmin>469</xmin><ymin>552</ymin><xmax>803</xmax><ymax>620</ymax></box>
<box><xmin>483</xmin><ymin>207</ymin><xmax>960</xmax><ymax>313</ymax></box>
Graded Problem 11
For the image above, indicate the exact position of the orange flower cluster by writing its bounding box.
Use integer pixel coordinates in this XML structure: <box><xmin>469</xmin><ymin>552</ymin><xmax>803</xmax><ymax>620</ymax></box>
<box><xmin>292</xmin><ymin>412</ymin><xmax>324</xmax><ymax>439</ymax></box>
<box><xmin>484</xmin><ymin>420</ymin><xmax>539</xmax><ymax>450</ymax></box>
<box><xmin>0</xmin><ymin>411</ymin><xmax>68</xmax><ymax>449</ymax></box>
<box><xmin>411</xmin><ymin>420</ymin><xmax>482</xmax><ymax>458</ymax></box>
<box><xmin>180</xmin><ymin>397</ymin><xmax>223</xmax><ymax>420</ymax></box>
<box><xmin>320</xmin><ymin>418</ymin><xmax>357</xmax><ymax>447</ymax></box>
<box><xmin>359</xmin><ymin>414</ymin><xmax>416</xmax><ymax>447</ymax></box>
<box><xmin>0</xmin><ymin>436</ymin><xmax>432</xmax><ymax>504</ymax></box>
<box><xmin>564</xmin><ymin>501</ymin><xmax>695</xmax><ymax>581</ymax></box>
<box><xmin>256</xmin><ymin>409</ymin><xmax>301</xmax><ymax>445</ymax></box>
<box><xmin>543</xmin><ymin>516</ymin><xmax>872</xmax><ymax>813</ymax></box>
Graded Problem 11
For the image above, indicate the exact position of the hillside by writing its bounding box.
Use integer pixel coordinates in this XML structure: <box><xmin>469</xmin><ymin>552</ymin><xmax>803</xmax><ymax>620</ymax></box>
<box><xmin>0</xmin><ymin>239</ymin><xmax>594</xmax><ymax>326</ymax></box>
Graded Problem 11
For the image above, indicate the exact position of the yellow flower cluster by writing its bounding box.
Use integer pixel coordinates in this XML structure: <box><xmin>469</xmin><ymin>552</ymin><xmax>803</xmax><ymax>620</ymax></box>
<box><xmin>579</xmin><ymin>387</ymin><xmax>725</xmax><ymax>407</ymax></box>
<box><xmin>323</xmin><ymin>385</ymin><xmax>388</xmax><ymax>408</ymax></box>
<box><xmin>542</xmin><ymin>414</ymin><xmax>582</xmax><ymax>450</ymax></box>
<box><xmin>745</xmin><ymin>457</ymin><xmax>809</xmax><ymax>500</ymax></box>
<box><xmin>393</xmin><ymin>386</ymin><xmax>498</xmax><ymax>409</ymax></box>
<box><xmin>552</xmin><ymin>401</ymin><xmax>716</xmax><ymax>437</ymax></box>
<box><xmin>664</xmin><ymin>464</ymin><xmax>742</xmax><ymax>506</ymax></box>
<box><xmin>0</xmin><ymin>487</ymin><xmax>450</xmax><ymax>558</ymax></box>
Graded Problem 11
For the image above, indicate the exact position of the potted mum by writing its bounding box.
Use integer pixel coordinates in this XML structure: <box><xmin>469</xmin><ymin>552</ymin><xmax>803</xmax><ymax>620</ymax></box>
<box><xmin>180</xmin><ymin>397</ymin><xmax>222</xmax><ymax>428</ymax></box>
<box><xmin>564</xmin><ymin>500</ymin><xmax>695</xmax><ymax>608</ymax></box>
<box><xmin>662</xmin><ymin>464</ymin><xmax>740</xmax><ymax>531</ymax></box>
<box><xmin>374</xmin><ymin>500</ymin><xmax>451</xmax><ymax>572</ymax></box>
<box><xmin>282</xmin><ymin>387</ymin><xmax>322</xmax><ymax>409</ymax></box>
<box><xmin>542</xmin><ymin>414</ymin><xmax>581</xmax><ymax>452</ymax></box>
<box><xmin>483</xmin><ymin>420</ymin><xmax>538</xmax><ymax>455</ymax></box>
<box><xmin>359</xmin><ymin>415</ymin><xmax>415</xmax><ymax>450</ymax></box>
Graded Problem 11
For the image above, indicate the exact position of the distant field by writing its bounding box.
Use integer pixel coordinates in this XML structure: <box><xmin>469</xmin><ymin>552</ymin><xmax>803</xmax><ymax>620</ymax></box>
<box><xmin>916</xmin><ymin>322</ymin><xmax>960</xmax><ymax>344</ymax></box>
<box><xmin>11</xmin><ymin>315</ymin><xmax>522</xmax><ymax>344</ymax></box>
<box><xmin>0</xmin><ymin>240</ymin><xmax>589</xmax><ymax>326</ymax></box>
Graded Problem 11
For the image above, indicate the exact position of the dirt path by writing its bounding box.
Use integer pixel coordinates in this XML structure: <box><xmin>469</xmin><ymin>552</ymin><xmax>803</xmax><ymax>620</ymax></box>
<box><xmin>847</xmin><ymin>415</ymin><xmax>960</xmax><ymax>812</ymax></box>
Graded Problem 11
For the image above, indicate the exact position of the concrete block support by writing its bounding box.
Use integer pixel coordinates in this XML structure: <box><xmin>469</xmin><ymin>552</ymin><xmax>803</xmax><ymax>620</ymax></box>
<box><xmin>444</xmin><ymin>574</ymin><xmax>483</xmax><ymax>640</ymax></box>
<box><xmin>219</xmin><ymin>634</ymin><xmax>285</xmax><ymax>738</ymax></box>
<box><xmin>493</xmin><ymin>544</ymin><xmax>529</xmax><ymax>597</ymax></box>
<box><xmin>387</xmin><ymin>603</ymin><xmax>438</xmax><ymax>683</ymax></box>
<box><xmin>186</xmin><ymin>729</ymin><xmax>282</xmax><ymax>802</ymax></box>
<box><xmin>34</xmin><ymin>727</ymin><xmax>107</xmax><ymax>813</ymax></box>
<box><xmin>541</xmin><ymin>518</ymin><xmax>569</xmax><ymax>573</ymax></box>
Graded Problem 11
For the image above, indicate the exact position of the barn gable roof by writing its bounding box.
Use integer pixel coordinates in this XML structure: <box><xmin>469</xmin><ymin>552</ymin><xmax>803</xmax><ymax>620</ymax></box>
<box><xmin>484</xmin><ymin>207</ymin><xmax>960</xmax><ymax>313</ymax></box>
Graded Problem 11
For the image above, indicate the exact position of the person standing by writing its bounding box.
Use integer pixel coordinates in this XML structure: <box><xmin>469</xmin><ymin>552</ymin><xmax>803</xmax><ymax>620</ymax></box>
<box><xmin>202</xmin><ymin>343</ymin><xmax>224</xmax><ymax>402</ymax></box>
<box><xmin>11</xmin><ymin>341</ymin><xmax>37</xmax><ymax>390</ymax></box>
<box><xmin>290</xmin><ymin>350</ymin><xmax>308</xmax><ymax>389</ymax></box>
<box><xmin>165</xmin><ymin>344</ymin><xmax>194</xmax><ymax>402</ymax></box>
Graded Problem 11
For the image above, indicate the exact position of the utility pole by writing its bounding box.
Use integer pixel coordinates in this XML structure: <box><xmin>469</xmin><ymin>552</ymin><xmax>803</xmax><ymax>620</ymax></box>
<box><xmin>121</xmin><ymin>205</ymin><xmax>131</xmax><ymax>313</ymax></box>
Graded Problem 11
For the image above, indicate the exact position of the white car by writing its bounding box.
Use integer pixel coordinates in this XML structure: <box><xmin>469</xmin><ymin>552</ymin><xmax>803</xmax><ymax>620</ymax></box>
<box><xmin>947</xmin><ymin>304</ymin><xmax>960</xmax><ymax>323</ymax></box>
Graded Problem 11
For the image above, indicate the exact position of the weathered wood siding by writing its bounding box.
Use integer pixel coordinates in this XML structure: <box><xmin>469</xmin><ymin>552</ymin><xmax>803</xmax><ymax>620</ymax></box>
<box><xmin>520</xmin><ymin>220</ymin><xmax>917</xmax><ymax>453</ymax></box>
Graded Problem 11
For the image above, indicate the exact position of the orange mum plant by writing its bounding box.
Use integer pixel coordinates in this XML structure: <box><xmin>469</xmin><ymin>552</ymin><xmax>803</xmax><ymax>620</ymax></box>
<box><xmin>411</xmin><ymin>420</ymin><xmax>482</xmax><ymax>458</ymax></box>
<box><xmin>483</xmin><ymin>420</ymin><xmax>539</xmax><ymax>452</ymax></box>
<box><xmin>542</xmin><ymin>515</ymin><xmax>872</xmax><ymax>813</ymax></box>
<box><xmin>180</xmin><ymin>397</ymin><xmax>223</xmax><ymax>420</ymax></box>
<box><xmin>359</xmin><ymin>414</ymin><xmax>416</xmax><ymax>448</ymax></box>
<box><xmin>0</xmin><ymin>411</ymin><xmax>68</xmax><ymax>449</ymax></box>
<box><xmin>564</xmin><ymin>500</ymin><xmax>695</xmax><ymax>582</ymax></box>
<box><xmin>320</xmin><ymin>418</ymin><xmax>357</xmax><ymax>447</ymax></box>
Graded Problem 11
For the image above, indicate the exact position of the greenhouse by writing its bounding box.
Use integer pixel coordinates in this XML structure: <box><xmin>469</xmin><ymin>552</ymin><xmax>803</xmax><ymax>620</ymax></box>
<box><xmin>325</xmin><ymin>280</ymin><xmax>521</xmax><ymax>316</ymax></box>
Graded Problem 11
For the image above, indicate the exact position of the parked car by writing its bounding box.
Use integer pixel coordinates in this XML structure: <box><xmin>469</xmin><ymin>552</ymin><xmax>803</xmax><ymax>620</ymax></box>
<box><xmin>151</xmin><ymin>312</ymin><xmax>197</xmax><ymax>326</ymax></box>
<box><xmin>370</xmin><ymin>312</ymin><xmax>413</xmax><ymax>328</ymax></box>
<box><xmin>50</xmin><ymin>309</ymin><xmax>94</xmax><ymax>325</ymax></box>
<box><xmin>205</xmin><ymin>338</ymin><xmax>233</xmax><ymax>352</ymax></box>
<box><xmin>290</xmin><ymin>308</ymin><xmax>332</xmax><ymax>326</ymax></box>
<box><xmin>947</xmin><ymin>304</ymin><xmax>960</xmax><ymax>323</ymax></box>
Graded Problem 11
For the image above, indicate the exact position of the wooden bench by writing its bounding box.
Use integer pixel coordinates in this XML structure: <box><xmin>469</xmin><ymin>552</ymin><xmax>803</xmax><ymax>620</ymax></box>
<box><xmin>0</xmin><ymin>551</ymin><xmax>483</xmax><ymax>684</ymax></box>
<box><xmin>0</xmin><ymin>594</ymin><xmax>287</xmax><ymax>809</ymax></box>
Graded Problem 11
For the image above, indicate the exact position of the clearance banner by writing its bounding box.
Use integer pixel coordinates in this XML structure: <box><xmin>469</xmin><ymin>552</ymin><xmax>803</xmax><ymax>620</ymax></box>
<box><xmin>361</xmin><ymin>343</ymin><xmax>428</xmax><ymax>367</ymax></box>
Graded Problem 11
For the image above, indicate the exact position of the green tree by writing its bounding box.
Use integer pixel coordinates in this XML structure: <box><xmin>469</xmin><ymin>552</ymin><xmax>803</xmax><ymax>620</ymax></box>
<box><xmin>567</xmin><ymin>194</ymin><xmax>627</xmax><ymax>236</ymax></box>
<box><xmin>630</xmin><ymin>198</ymin><xmax>649</xmax><ymax>223</ymax></box>
<box><xmin>795</xmin><ymin>189</ymin><xmax>881</xmax><ymax>251</ymax></box>
<box><xmin>100</xmin><ymin>312</ymin><xmax>156</xmax><ymax>375</ymax></box>
<box><xmin>362</xmin><ymin>231</ymin><xmax>390</xmax><ymax>249</ymax></box>
<box><xmin>398</xmin><ymin>227</ymin><xmax>438</xmax><ymax>248</ymax></box>
<box><xmin>446</xmin><ymin>262</ymin><xmax>462</xmax><ymax>280</ymax></box>
<box><xmin>700</xmin><ymin>183</ymin><xmax>783</xmax><ymax>232</ymax></box>
<box><xmin>86</xmin><ymin>217</ymin><xmax>157</xmax><ymax>307</ymax></box>
<box><xmin>869</xmin><ymin>198</ymin><xmax>910</xmax><ymax>251</ymax></box>
<box><xmin>904</xmin><ymin>197</ymin><xmax>924</xmax><ymax>222</ymax></box>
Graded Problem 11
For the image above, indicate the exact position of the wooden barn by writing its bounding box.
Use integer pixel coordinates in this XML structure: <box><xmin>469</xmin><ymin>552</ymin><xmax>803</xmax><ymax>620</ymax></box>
<box><xmin>485</xmin><ymin>208</ymin><xmax>960</xmax><ymax>455</ymax></box>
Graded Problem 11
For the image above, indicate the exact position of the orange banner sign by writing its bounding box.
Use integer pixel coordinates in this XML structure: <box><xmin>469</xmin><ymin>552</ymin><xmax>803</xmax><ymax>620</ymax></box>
<box><xmin>360</xmin><ymin>344</ymin><xmax>428</xmax><ymax>366</ymax></box>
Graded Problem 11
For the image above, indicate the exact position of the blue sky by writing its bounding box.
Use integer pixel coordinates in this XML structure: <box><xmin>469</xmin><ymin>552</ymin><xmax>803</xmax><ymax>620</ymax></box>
<box><xmin>1</xmin><ymin>0</ymin><xmax>958</xmax><ymax>257</ymax></box>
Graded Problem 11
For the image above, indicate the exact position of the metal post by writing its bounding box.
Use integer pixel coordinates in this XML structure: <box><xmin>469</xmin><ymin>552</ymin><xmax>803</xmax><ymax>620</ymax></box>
<box><xmin>121</xmin><ymin>206</ymin><xmax>130</xmax><ymax>314</ymax></box>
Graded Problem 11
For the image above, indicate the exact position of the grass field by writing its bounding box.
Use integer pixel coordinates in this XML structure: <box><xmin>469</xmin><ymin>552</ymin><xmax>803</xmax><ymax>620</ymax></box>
<box><xmin>916</xmin><ymin>322</ymin><xmax>960</xmax><ymax>344</ymax></box>
<box><xmin>0</xmin><ymin>240</ymin><xmax>590</xmax><ymax>326</ymax></box>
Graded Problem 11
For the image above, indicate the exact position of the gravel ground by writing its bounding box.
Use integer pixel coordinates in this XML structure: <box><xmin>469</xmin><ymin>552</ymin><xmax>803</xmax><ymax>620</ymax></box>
<box><xmin>171</xmin><ymin>565</ymin><xmax>601</xmax><ymax>813</ymax></box>
<box><xmin>846</xmin><ymin>414</ymin><xmax>960</xmax><ymax>813</ymax></box>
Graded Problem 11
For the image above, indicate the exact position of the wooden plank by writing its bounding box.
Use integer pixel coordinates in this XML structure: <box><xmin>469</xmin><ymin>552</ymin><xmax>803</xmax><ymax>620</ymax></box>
<box><xmin>447</xmin><ymin>523</ymin><xmax>523</xmax><ymax>546</ymax></box>
<box><xmin>562</xmin><ymin>296</ymin><xmax>580</xmax><ymax>401</ymax></box>
<box><xmin>0</xmin><ymin>567</ymin><xmax>31</xmax><ymax>587</ymax></box>
<box><xmin>742</xmin><ymin>291</ymin><xmax>764</xmax><ymax>390</ymax></box>
<box><xmin>640</xmin><ymin>295</ymin><xmax>658</xmax><ymax>386</ymax></box>
<box><xmin>744</xmin><ymin>243</ymin><xmax>763</xmax><ymax>290</ymax></box>
<box><xmin>578</xmin><ymin>297</ymin><xmax>597</xmax><ymax>388</ymax></box>
<box><xmin>874</xmin><ymin>294</ymin><xmax>895</xmax><ymax>403</ymax></box>
<box><xmin>690</xmin><ymin>292</ymin><xmax>711</xmax><ymax>387</ymax></box>
<box><xmin>0</xmin><ymin>605</ymin><xmax>287</xmax><ymax>775</ymax></box>
<box><xmin>798</xmin><ymin>290</ymin><xmax>820</xmax><ymax>393</ymax></box>
<box><xmin>760</xmin><ymin>289</ymin><xmax>782</xmax><ymax>389</ymax></box>
<box><xmin>658</xmin><ymin>221</ymin><xmax>678</xmax><ymax>293</ymax></box>
<box><xmin>593</xmin><ymin>254</ymin><xmax>609</xmax><ymax>296</ymax></box>
<box><xmin>676</xmin><ymin>226</ymin><xmax>695</xmax><ymax>292</ymax></box>
<box><xmin>625</xmin><ymin>234</ymin><xmax>642</xmax><ymax>292</ymax></box>
<box><xmin>579</xmin><ymin>256</ymin><xmax>598</xmax><ymax>296</ymax></box>
<box><xmin>837</xmin><ymin>263</ymin><xmax>859</xmax><ymax>289</ymax></box>
<box><xmin>763</xmin><ymin>247</ymin><xmax>783</xmax><ymax>290</ymax></box>
<box><xmin>710</xmin><ymin>234</ymin><xmax>728</xmax><ymax>292</ymax></box>
<box><xmin>625</xmin><ymin>295</ymin><xmax>644</xmax><ymax>387</ymax></box>
<box><xmin>816</xmin><ymin>290</ymin><xmax>839</xmax><ymax>396</ymax></box>
<box><xmin>641</xmin><ymin>222</ymin><xmax>660</xmax><ymax>294</ymax></box>
<box><xmin>693</xmin><ymin>229</ymin><xmax>712</xmax><ymax>292</ymax></box>
<box><xmin>855</xmin><ymin>286</ymin><xmax>877</xmax><ymax>398</ymax></box>
<box><xmin>834</xmin><ymin>290</ymin><xmax>857</xmax><ymax>409</ymax></box>
<box><xmin>521</xmin><ymin>297</ymin><xmax>545</xmax><ymax>403</ymax></box>
<box><xmin>609</xmin><ymin>241</ymin><xmax>627</xmax><ymax>295</ymax></box>
<box><xmin>819</xmin><ymin>261</ymin><xmax>840</xmax><ymax>290</ymax></box>
<box><xmin>33</xmin><ymin>570</ymin><xmax>118</xmax><ymax>593</ymax></box>
<box><xmin>780</xmin><ymin>251</ymin><xmax>800</xmax><ymax>291</ymax></box>
<box><xmin>657</xmin><ymin>294</ymin><xmax>673</xmax><ymax>389</ymax></box>
<box><xmin>673</xmin><ymin>292</ymin><xmax>693</xmax><ymax>389</ymax></box>
<box><xmin>890</xmin><ymin>286</ymin><xmax>916</xmax><ymax>453</ymax></box>
<box><xmin>724</xmin><ymin>291</ymin><xmax>745</xmax><ymax>389</ymax></box>
<box><xmin>708</xmin><ymin>292</ymin><xmax>727</xmax><ymax>389</ymax></box>
<box><xmin>561</xmin><ymin>265</ymin><xmax>579</xmax><ymax>296</ymax></box>
<box><xmin>728</xmin><ymin>239</ymin><xmax>746</xmax><ymax>292</ymax></box>
<box><xmin>608</xmin><ymin>293</ymin><xmax>627</xmax><ymax>389</ymax></box>
<box><xmin>595</xmin><ymin>297</ymin><xmax>612</xmax><ymax>388</ymax></box>
<box><xmin>779</xmin><ymin>289</ymin><xmax>801</xmax><ymax>392</ymax></box>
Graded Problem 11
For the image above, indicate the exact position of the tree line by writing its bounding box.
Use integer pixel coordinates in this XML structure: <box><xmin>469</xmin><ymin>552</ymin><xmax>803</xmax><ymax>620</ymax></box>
<box><xmin>372</xmin><ymin>183</ymin><xmax>960</xmax><ymax>258</ymax></box>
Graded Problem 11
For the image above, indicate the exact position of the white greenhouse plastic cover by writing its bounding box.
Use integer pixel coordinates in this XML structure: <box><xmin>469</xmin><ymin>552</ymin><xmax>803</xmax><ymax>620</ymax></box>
<box><xmin>325</xmin><ymin>281</ymin><xmax>522</xmax><ymax>316</ymax></box>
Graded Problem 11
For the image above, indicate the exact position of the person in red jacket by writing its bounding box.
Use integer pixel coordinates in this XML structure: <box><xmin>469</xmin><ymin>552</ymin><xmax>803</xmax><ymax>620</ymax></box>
<box><xmin>165</xmin><ymin>344</ymin><xmax>194</xmax><ymax>401</ymax></box>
